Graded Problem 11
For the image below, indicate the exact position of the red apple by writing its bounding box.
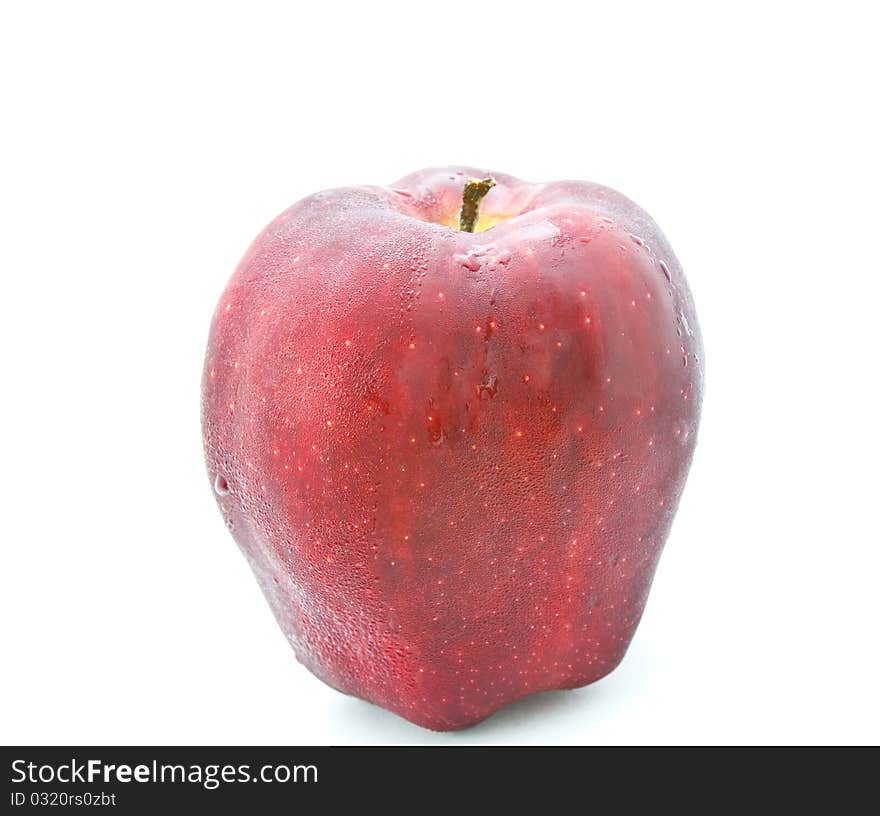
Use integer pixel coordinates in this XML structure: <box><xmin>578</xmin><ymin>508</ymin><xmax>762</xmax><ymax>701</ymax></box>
<box><xmin>201</xmin><ymin>167</ymin><xmax>703</xmax><ymax>730</ymax></box>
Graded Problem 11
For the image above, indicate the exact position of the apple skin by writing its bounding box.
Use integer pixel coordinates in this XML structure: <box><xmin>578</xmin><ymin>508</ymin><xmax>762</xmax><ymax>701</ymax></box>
<box><xmin>201</xmin><ymin>167</ymin><xmax>703</xmax><ymax>730</ymax></box>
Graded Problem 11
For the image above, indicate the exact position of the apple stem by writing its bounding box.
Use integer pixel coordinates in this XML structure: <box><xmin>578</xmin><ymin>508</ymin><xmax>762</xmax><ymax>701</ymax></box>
<box><xmin>459</xmin><ymin>177</ymin><xmax>496</xmax><ymax>232</ymax></box>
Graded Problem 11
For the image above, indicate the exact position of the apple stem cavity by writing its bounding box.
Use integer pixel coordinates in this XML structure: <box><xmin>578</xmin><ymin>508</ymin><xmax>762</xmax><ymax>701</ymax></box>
<box><xmin>459</xmin><ymin>177</ymin><xmax>496</xmax><ymax>232</ymax></box>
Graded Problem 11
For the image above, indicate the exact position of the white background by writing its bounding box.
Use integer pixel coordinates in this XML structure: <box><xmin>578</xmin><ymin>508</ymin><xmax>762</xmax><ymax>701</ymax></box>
<box><xmin>2</xmin><ymin>2</ymin><xmax>878</xmax><ymax>746</ymax></box>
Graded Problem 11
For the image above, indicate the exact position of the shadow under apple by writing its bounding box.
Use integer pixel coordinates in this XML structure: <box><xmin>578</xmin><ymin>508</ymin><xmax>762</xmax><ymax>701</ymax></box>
<box><xmin>326</xmin><ymin>682</ymin><xmax>609</xmax><ymax>743</ymax></box>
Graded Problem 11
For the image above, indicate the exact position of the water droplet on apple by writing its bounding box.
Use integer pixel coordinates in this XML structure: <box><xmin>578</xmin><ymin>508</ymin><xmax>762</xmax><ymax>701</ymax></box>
<box><xmin>455</xmin><ymin>253</ymin><xmax>482</xmax><ymax>272</ymax></box>
<box><xmin>659</xmin><ymin>260</ymin><xmax>672</xmax><ymax>281</ymax></box>
<box><xmin>679</xmin><ymin>310</ymin><xmax>693</xmax><ymax>337</ymax></box>
<box><xmin>427</xmin><ymin>410</ymin><xmax>445</xmax><ymax>445</ymax></box>
<box><xmin>476</xmin><ymin>374</ymin><xmax>499</xmax><ymax>399</ymax></box>
<box><xmin>214</xmin><ymin>474</ymin><xmax>230</xmax><ymax>496</ymax></box>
